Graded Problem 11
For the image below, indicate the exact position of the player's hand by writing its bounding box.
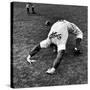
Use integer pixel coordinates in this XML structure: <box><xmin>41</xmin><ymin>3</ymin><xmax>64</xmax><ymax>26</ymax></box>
<box><xmin>27</xmin><ymin>55</ymin><xmax>36</xmax><ymax>64</ymax></box>
<box><xmin>73</xmin><ymin>47</ymin><xmax>82</xmax><ymax>56</ymax></box>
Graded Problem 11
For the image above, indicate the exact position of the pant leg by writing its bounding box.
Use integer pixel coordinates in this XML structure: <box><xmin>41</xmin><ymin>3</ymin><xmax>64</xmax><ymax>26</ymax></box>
<box><xmin>40</xmin><ymin>38</ymin><xmax>51</xmax><ymax>48</ymax></box>
<box><xmin>27</xmin><ymin>8</ymin><xmax>30</xmax><ymax>14</ymax></box>
<box><xmin>29</xmin><ymin>38</ymin><xmax>51</xmax><ymax>57</ymax></box>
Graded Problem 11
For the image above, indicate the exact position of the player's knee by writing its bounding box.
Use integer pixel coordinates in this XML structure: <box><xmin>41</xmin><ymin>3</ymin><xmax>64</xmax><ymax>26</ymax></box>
<box><xmin>40</xmin><ymin>39</ymin><xmax>50</xmax><ymax>48</ymax></box>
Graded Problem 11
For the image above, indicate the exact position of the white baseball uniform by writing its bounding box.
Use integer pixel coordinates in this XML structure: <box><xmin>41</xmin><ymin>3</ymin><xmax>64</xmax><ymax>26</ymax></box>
<box><xmin>40</xmin><ymin>20</ymin><xmax>83</xmax><ymax>52</ymax></box>
<box><xmin>26</xmin><ymin>4</ymin><xmax>30</xmax><ymax>8</ymax></box>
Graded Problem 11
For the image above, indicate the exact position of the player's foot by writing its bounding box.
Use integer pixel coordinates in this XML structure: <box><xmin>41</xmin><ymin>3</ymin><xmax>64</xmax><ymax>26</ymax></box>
<box><xmin>27</xmin><ymin>55</ymin><xmax>31</xmax><ymax>62</ymax></box>
<box><xmin>46</xmin><ymin>67</ymin><xmax>55</xmax><ymax>74</ymax></box>
<box><xmin>27</xmin><ymin>55</ymin><xmax>36</xmax><ymax>64</ymax></box>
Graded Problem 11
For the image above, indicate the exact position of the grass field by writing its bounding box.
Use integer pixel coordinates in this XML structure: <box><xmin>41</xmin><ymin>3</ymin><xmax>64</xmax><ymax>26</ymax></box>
<box><xmin>11</xmin><ymin>2</ymin><xmax>88</xmax><ymax>88</ymax></box>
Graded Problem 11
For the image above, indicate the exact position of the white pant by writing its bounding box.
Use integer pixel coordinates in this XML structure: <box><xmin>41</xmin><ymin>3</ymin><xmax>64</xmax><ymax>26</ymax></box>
<box><xmin>40</xmin><ymin>31</ymin><xmax>68</xmax><ymax>52</ymax></box>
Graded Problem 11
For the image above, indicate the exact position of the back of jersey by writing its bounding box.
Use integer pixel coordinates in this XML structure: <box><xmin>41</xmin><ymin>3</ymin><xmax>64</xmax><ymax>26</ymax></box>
<box><xmin>48</xmin><ymin>20</ymin><xmax>68</xmax><ymax>37</ymax></box>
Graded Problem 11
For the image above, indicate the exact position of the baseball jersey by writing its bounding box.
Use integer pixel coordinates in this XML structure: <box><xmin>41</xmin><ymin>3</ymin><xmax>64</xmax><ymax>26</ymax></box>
<box><xmin>40</xmin><ymin>20</ymin><xmax>83</xmax><ymax>51</ymax></box>
<box><xmin>48</xmin><ymin>20</ymin><xmax>83</xmax><ymax>40</ymax></box>
<box><xmin>48</xmin><ymin>20</ymin><xmax>69</xmax><ymax>46</ymax></box>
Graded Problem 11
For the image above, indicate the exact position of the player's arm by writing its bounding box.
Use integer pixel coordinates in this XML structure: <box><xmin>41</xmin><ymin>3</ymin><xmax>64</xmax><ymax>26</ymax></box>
<box><xmin>46</xmin><ymin>50</ymin><xmax>65</xmax><ymax>74</ymax></box>
<box><xmin>69</xmin><ymin>23</ymin><xmax>83</xmax><ymax>55</ymax></box>
<box><xmin>69</xmin><ymin>23</ymin><xmax>83</xmax><ymax>47</ymax></box>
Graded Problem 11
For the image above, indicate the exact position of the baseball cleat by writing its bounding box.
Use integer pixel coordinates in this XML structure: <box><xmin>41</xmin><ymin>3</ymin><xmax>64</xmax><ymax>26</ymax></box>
<box><xmin>46</xmin><ymin>67</ymin><xmax>55</xmax><ymax>74</ymax></box>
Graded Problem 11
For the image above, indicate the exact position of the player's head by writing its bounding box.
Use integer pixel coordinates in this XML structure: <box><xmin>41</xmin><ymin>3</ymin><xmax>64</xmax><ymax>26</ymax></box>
<box><xmin>45</xmin><ymin>20</ymin><xmax>51</xmax><ymax>26</ymax></box>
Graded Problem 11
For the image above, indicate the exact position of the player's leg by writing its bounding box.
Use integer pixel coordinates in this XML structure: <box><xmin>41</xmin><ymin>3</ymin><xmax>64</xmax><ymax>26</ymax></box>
<box><xmin>27</xmin><ymin>38</ymin><xmax>51</xmax><ymax>63</ymax></box>
<box><xmin>46</xmin><ymin>50</ymin><xmax>65</xmax><ymax>74</ymax></box>
<box><xmin>53</xmin><ymin>50</ymin><xmax>65</xmax><ymax>69</ymax></box>
<box><xmin>27</xmin><ymin>44</ymin><xmax>41</xmax><ymax>63</ymax></box>
<box><xmin>26</xmin><ymin>4</ymin><xmax>30</xmax><ymax>15</ymax></box>
<box><xmin>26</xmin><ymin>7</ymin><xmax>30</xmax><ymax>15</ymax></box>
<box><xmin>29</xmin><ymin>44</ymin><xmax>41</xmax><ymax>57</ymax></box>
<box><xmin>32</xmin><ymin>6</ymin><xmax>35</xmax><ymax>14</ymax></box>
<box><xmin>46</xmin><ymin>44</ymin><xmax>66</xmax><ymax>74</ymax></box>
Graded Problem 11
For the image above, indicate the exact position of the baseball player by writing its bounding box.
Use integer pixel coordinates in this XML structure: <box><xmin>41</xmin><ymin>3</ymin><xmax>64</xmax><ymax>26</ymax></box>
<box><xmin>26</xmin><ymin>3</ymin><xmax>36</xmax><ymax>15</ymax></box>
<box><xmin>27</xmin><ymin>20</ymin><xmax>83</xmax><ymax>74</ymax></box>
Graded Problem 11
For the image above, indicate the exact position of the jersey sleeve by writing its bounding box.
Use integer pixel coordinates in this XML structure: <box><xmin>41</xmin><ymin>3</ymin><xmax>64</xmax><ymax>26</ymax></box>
<box><xmin>68</xmin><ymin>23</ymin><xmax>83</xmax><ymax>39</ymax></box>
